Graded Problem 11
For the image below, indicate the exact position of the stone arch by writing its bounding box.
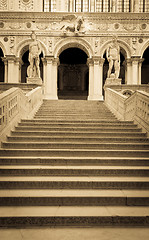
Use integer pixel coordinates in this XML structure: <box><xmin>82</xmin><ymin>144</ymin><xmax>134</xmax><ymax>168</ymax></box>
<box><xmin>0</xmin><ymin>41</ymin><xmax>7</xmax><ymax>56</ymax></box>
<box><xmin>100</xmin><ymin>39</ymin><xmax>131</xmax><ymax>59</ymax></box>
<box><xmin>139</xmin><ymin>39</ymin><xmax>149</xmax><ymax>57</ymax></box>
<box><xmin>53</xmin><ymin>37</ymin><xmax>94</xmax><ymax>58</ymax></box>
<box><xmin>16</xmin><ymin>38</ymin><xmax>48</xmax><ymax>58</ymax></box>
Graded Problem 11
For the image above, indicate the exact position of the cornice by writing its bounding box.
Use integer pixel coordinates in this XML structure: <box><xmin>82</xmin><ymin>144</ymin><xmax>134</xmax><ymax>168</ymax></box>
<box><xmin>0</xmin><ymin>12</ymin><xmax>149</xmax><ymax>21</ymax></box>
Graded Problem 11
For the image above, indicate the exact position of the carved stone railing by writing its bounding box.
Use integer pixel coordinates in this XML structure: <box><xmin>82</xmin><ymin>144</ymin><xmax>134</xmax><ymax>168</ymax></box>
<box><xmin>0</xmin><ymin>86</ymin><xmax>43</xmax><ymax>145</ymax></box>
<box><xmin>105</xmin><ymin>88</ymin><xmax>149</xmax><ymax>135</ymax></box>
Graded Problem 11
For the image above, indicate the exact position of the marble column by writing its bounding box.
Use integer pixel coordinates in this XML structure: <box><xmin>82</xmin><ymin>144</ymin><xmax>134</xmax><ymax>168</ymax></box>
<box><xmin>6</xmin><ymin>55</ymin><xmax>16</xmax><ymax>83</ymax></box>
<box><xmin>2</xmin><ymin>57</ymin><xmax>8</xmax><ymax>83</ymax></box>
<box><xmin>87</xmin><ymin>57</ymin><xmax>104</xmax><ymax>100</ymax></box>
<box><xmin>131</xmin><ymin>57</ymin><xmax>140</xmax><ymax>85</ymax></box>
<box><xmin>138</xmin><ymin>58</ymin><xmax>144</xmax><ymax>85</ymax></box>
<box><xmin>42</xmin><ymin>57</ymin><xmax>47</xmax><ymax>89</ymax></box>
<box><xmin>125</xmin><ymin>59</ymin><xmax>132</xmax><ymax>85</ymax></box>
<box><xmin>87</xmin><ymin>58</ymin><xmax>94</xmax><ymax>100</ymax></box>
<box><xmin>44</xmin><ymin>56</ymin><xmax>58</xmax><ymax>100</ymax></box>
<box><xmin>15</xmin><ymin>57</ymin><xmax>23</xmax><ymax>83</ymax></box>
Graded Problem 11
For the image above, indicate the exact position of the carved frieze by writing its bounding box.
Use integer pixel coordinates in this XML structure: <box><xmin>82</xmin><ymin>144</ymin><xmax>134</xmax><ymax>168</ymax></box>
<box><xmin>9</xmin><ymin>22</ymin><xmax>21</xmax><ymax>29</ymax></box>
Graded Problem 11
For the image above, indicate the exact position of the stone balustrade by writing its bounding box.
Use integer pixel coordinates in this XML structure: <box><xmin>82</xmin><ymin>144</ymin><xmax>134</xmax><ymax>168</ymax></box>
<box><xmin>105</xmin><ymin>88</ymin><xmax>149</xmax><ymax>135</ymax></box>
<box><xmin>0</xmin><ymin>86</ymin><xmax>43</xmax><ymax>145</ymax></box>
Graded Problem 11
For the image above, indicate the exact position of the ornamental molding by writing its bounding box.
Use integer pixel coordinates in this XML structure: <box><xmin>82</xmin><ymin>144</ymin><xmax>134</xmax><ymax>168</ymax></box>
<box><xmin>0</xmin><ymin>12</ymin><xmax>149</xmax><ymax>21</ymax></box>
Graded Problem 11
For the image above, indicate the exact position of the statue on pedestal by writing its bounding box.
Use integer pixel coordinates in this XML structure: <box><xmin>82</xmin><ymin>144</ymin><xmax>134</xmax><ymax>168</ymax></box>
<box><xmin>106</xmin><ymin>36</ymin><xmax>120</xmax><ymax>79</ymax></box>
<box><xmin>27</xmin><ymin>31</ymin><xmax>41</xmax><ymax>78</ymax></box>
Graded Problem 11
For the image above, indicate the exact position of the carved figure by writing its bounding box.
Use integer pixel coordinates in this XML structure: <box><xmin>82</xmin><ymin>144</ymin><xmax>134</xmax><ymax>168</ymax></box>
<box><xmin>60</xmin><ymin>15</ymin><xmax>84</xmax><ymax>33</ymax></box>
<box><xmin>106</xmin><ymin>36</ymin><xmax>120</xmax><ymax>79</ymax></box>
<box><xmin>27</xmin><ymin>32</ymin><xmax>41</xmax><ymax>78</ymax></box>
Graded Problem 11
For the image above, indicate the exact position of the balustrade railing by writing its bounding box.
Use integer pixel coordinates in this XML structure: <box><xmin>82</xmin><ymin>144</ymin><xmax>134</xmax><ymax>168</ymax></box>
<box><xmin>105</xmin><ymin>88</ymin><xmax>149</xmax><ymax>134</ymax></box>
<box><xmin>0</xmin><ymin>87</ymin><xmax>43</xmax><ymax>144</ymax></box>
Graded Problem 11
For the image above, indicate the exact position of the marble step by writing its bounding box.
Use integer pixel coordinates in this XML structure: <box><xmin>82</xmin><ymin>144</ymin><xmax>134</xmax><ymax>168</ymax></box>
<box><xmin>7</xmin><ymin>136</ymin><xmax>149</xmax><ymax>143</ymax></box>
<box><xmin>21</xmin><ymin>119</ymin><xmax>133</xmax><ymax>124</ymax></box>
<box><xmin>19</xmin><ymin>122</ymin><xmax>138</xmax><ymax>128</ymax></box>
<box><xmin>0</xmin><ymin>206</ymin><xmax>149</xmax><ymax>227</ymax></box>
<box><xmin>2</xmin><ymin>142</ymin><xmax>149</xmax><ymax>150</ymax></box>
<box><xmin>10</xmin><ymin>130</ymin><xmax>146</xmax><ymax>138</ymax></box>
<box><xmin>0</xmin><ymin>165</ymin><xmax>149</xmax><ymax>176</ymax></box>
<box><xmin>0</xmin><ymin>176</ymin><xmax>149</xmax><ymax>189</ymax></box>
<box><xmin>14</xmin><ymin>126</ymin><xmax>142</xmax><ymax>132</ymax></box>
<box><xmin>0</xmin><ymin>149</ymin><xmax>148</xmax><ymax>157</ymax></box>
<box><xmin>0</xmin><ymin>157</ymin><xmax>148</xmax><ymax>166</ymax></box>
<box><xmin>0</xmin><ymin>189</ymin><xmax>148</xmax><ymax>206</ymax></box>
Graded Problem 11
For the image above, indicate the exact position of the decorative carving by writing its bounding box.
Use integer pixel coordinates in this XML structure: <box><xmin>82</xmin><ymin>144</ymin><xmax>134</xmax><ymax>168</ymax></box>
<box><xmin>48</xmin><ymin>40</ymin><xmax>53</xmax><ymax>54</ymax></box>
<box><xmin>0</xmin><ymin>22</ymin><xmax>4</xmax><ymax>28</ymax></box>
<box><xmin>0</xmin><ymin>0</ymin><xmax>7</xmax><ymax>10</ymax></box>
<box><xmin>9</xmin><ymin>23</ymin><xmax>21</xmax><ymax>29</ymax></box>
<box><xmin>19</xmin><ymin>0</ymin><xmax>33</xmax><ymax>11</ymax></box>
<box><xmin>36</xmin><ymin>23</ymin><xmax>48</xmax><ymax>30</ymax></box>
<box><xmin>94</xmin><ymin>38</ymin><xmax>99</xmax><ymax>54</ymax></box>
<box><xmin>9</xmin><ymin>36</ymin><xmax>15</xmax><ymax>54</ymax></box>
<box><xmin>123</xmin><ymin>24</ymin><xmax>137</xmax><ymax>31</ymax></box>
<box><xmin>132</xmin><ymin>37</ymin><xmax>138</xmax><ymax>55</ymax></box>
<box><xmin>106</xmin><ymin>36</ymin><xmax>120</xmax><ymax>79</ymax></box>
<box><xmin>27</xmin><ymin>32</ymin><xmax>41</xmax><ymax>78</ymax></box>
<box><xmin>60</xmin><ymin>15</ymin><xmax>84</xmax><ymax>34</ymax></box>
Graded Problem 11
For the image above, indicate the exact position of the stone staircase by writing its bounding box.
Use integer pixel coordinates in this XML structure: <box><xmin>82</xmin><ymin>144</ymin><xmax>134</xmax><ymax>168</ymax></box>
<box><xmin>0</xmin><ymin>100</ymin><xmax>149</xmax><ymax>227</ymax></box>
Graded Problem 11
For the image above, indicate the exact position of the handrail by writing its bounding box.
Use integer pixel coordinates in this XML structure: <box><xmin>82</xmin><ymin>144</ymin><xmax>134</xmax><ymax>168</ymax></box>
<box><xmin>0</xmin><ymin>87</ymin><xmax>43</xmax><ymax>145</ymax></box>
<box><xmin>105</xmin><ymin>88</ymin><xmax>149</xmax><ymax>135</ymax></box>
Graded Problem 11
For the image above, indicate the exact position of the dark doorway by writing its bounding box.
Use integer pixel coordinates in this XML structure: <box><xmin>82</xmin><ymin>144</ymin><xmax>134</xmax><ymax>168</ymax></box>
<box><xmin>142</xmin><ymin>47</ymin><xmax>149</xmax><ymax>84</ymax></box>
<box><xmin>0</xmin><ymin>48</ymin><xmax>4</xmax><ymax>82</ymax></box>
<box><xmin>58</xmin><ymin>48</ymin><xmax>89</xmax><ymax>100</ymax></box>
<box><xmin>21</xmin><ymin>49</ymin><xmax>43</xmax><ymax>83</ymax></box>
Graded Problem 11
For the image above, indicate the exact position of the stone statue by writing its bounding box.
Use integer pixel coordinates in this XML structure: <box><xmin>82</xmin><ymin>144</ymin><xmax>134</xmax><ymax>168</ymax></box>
<box><xmin>106</xmin><ymin>36</ymin><xmax>120</xmax><ymax>79</ymax></box>
<box><xmin>27</xmin><ymin>31</ymin><xmax>41</xmax><ymax>78</ymax></box>
<box><xmin>60</xmin><ymin>15</ymin><xmax>84</xmax><ymax>33</ymax></box>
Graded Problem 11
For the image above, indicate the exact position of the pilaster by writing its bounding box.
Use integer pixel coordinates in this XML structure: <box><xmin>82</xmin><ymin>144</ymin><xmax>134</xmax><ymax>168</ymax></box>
<box><xmin>43</xmin><ymin>56</ymin><xmax>58</xmax><ymax>100</ymax></box>
<box><xmin>5</xmin><ymin>55</ymin><xmax>16</xmax><ymax>83</ymax></box>
<box><xmin>2</xmin><ymin>57</ymin><xmax>8</xmax><ymax>83</ymax></box>
<box><xmin>87</xmin><ymin>57</ymin><xmax>104</xmax><ymax>101</ymax></box>
<box><xmin>131</xmin><ymin>56</ymin><xmax>140</xmax><ymax>85</ymax></box>
<box><xmin>125</xmin><ymin>59</ymin><xmax>132</xmax><ymax>85</ymax></box>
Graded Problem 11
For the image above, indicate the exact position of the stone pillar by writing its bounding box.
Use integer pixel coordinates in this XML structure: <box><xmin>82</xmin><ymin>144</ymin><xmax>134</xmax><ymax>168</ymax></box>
<box><xmin>42</xmin><ymin>57</ymin><xmax>47</xmax><ymax>89</ymax></box>
<box><xmin>131</xmin><ymin>57</ymin><xmax>140</xmax><ymax>85</ymax></box>
<box><xmin>125</xmin><ymin>59</ymin><xmax>132</xmax><ymax>85</ymax></box>
<box><xmin>15</xmin><ymin>57</ymin><xmax>23</xmax><ymax>83</ymax></box>
<box><xmin>6</xmin><ymin>55</ymin><xmax>16</xmax><ymax>83</ymax></box>
<box><xmin>2</xmin><ymin>57</ymin><xmax>8</xmax><ymax>83</ymax></box>
<box><xmin>87</xmin><ymin>58</ymin><xmax>94</xmax><ymax>100</ymax></box>
<box><xmin>138</xmin><ymin>58</ymin><xmax>144</xmax><ymax>85</ymax></box>
<box><xmin>87</xmin><ymin>57</ymin><xmax>104</xmax><ymax>101</ymax></box>
<box><xmin>52</xmin><ymin>57</ymin><xmax>59</xmax><ymax>98</ymax></box>
<box><xmin>44</xmin><ymin>56</ymin><xmax>58</xmax><ymax>100</ymax></box>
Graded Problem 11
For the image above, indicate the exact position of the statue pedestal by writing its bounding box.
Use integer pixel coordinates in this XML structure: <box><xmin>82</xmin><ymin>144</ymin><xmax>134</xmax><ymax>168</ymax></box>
<box><xmin>105</xmin><ymin>78</ymin><xmax>122</xmax><ymax>85</ymax></box>
<box><xmin>27</xmin><ymin>77</ymin><xmax>42</xmax><ymax>85</ymax></box>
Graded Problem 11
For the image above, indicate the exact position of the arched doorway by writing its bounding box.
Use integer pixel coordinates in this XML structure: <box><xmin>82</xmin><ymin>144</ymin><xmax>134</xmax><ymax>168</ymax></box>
<box><xmin>0</xmin><ymin>48</ymin><xmax>4</xmax><ymax>82</ymax></box>
<box><xmin>142</xmin><ymin>47</ymin><xmax>149</xmax><ymax>84</ymax></box>
<box><xmin>21</xmin><ymin>48</ymin><xmax>43</xmax><ymax>83</ymax></box>
<box><xmin>58</xmin><ymin>47</ymin><xmax>89</xmax><ymax>99</ymax></box>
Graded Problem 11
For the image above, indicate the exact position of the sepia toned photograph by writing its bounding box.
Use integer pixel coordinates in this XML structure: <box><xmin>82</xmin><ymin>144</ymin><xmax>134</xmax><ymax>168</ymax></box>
<box><xmin>0</xmin><ymin>0</ymin><xmax>149</xmax><ymax>239</ymax></box>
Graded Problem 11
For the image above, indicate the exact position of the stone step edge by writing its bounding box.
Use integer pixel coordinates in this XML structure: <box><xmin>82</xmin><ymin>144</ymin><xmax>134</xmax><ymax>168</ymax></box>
<box><xmin>0</xmin><ymin>216</ymin><xmax>148</xmax><ymax>227</ymax></box>
<box><xmin>0</xmin><ymin>196</ymin><xmax>149</xmax><ymax>206</ymax></box>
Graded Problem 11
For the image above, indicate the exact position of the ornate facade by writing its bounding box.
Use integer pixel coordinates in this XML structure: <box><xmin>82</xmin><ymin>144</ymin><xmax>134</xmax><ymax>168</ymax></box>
<box><xmin>0</xmin><ymin>0</ymin><xmax>149</xmax><ymax>100</ymax></box>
